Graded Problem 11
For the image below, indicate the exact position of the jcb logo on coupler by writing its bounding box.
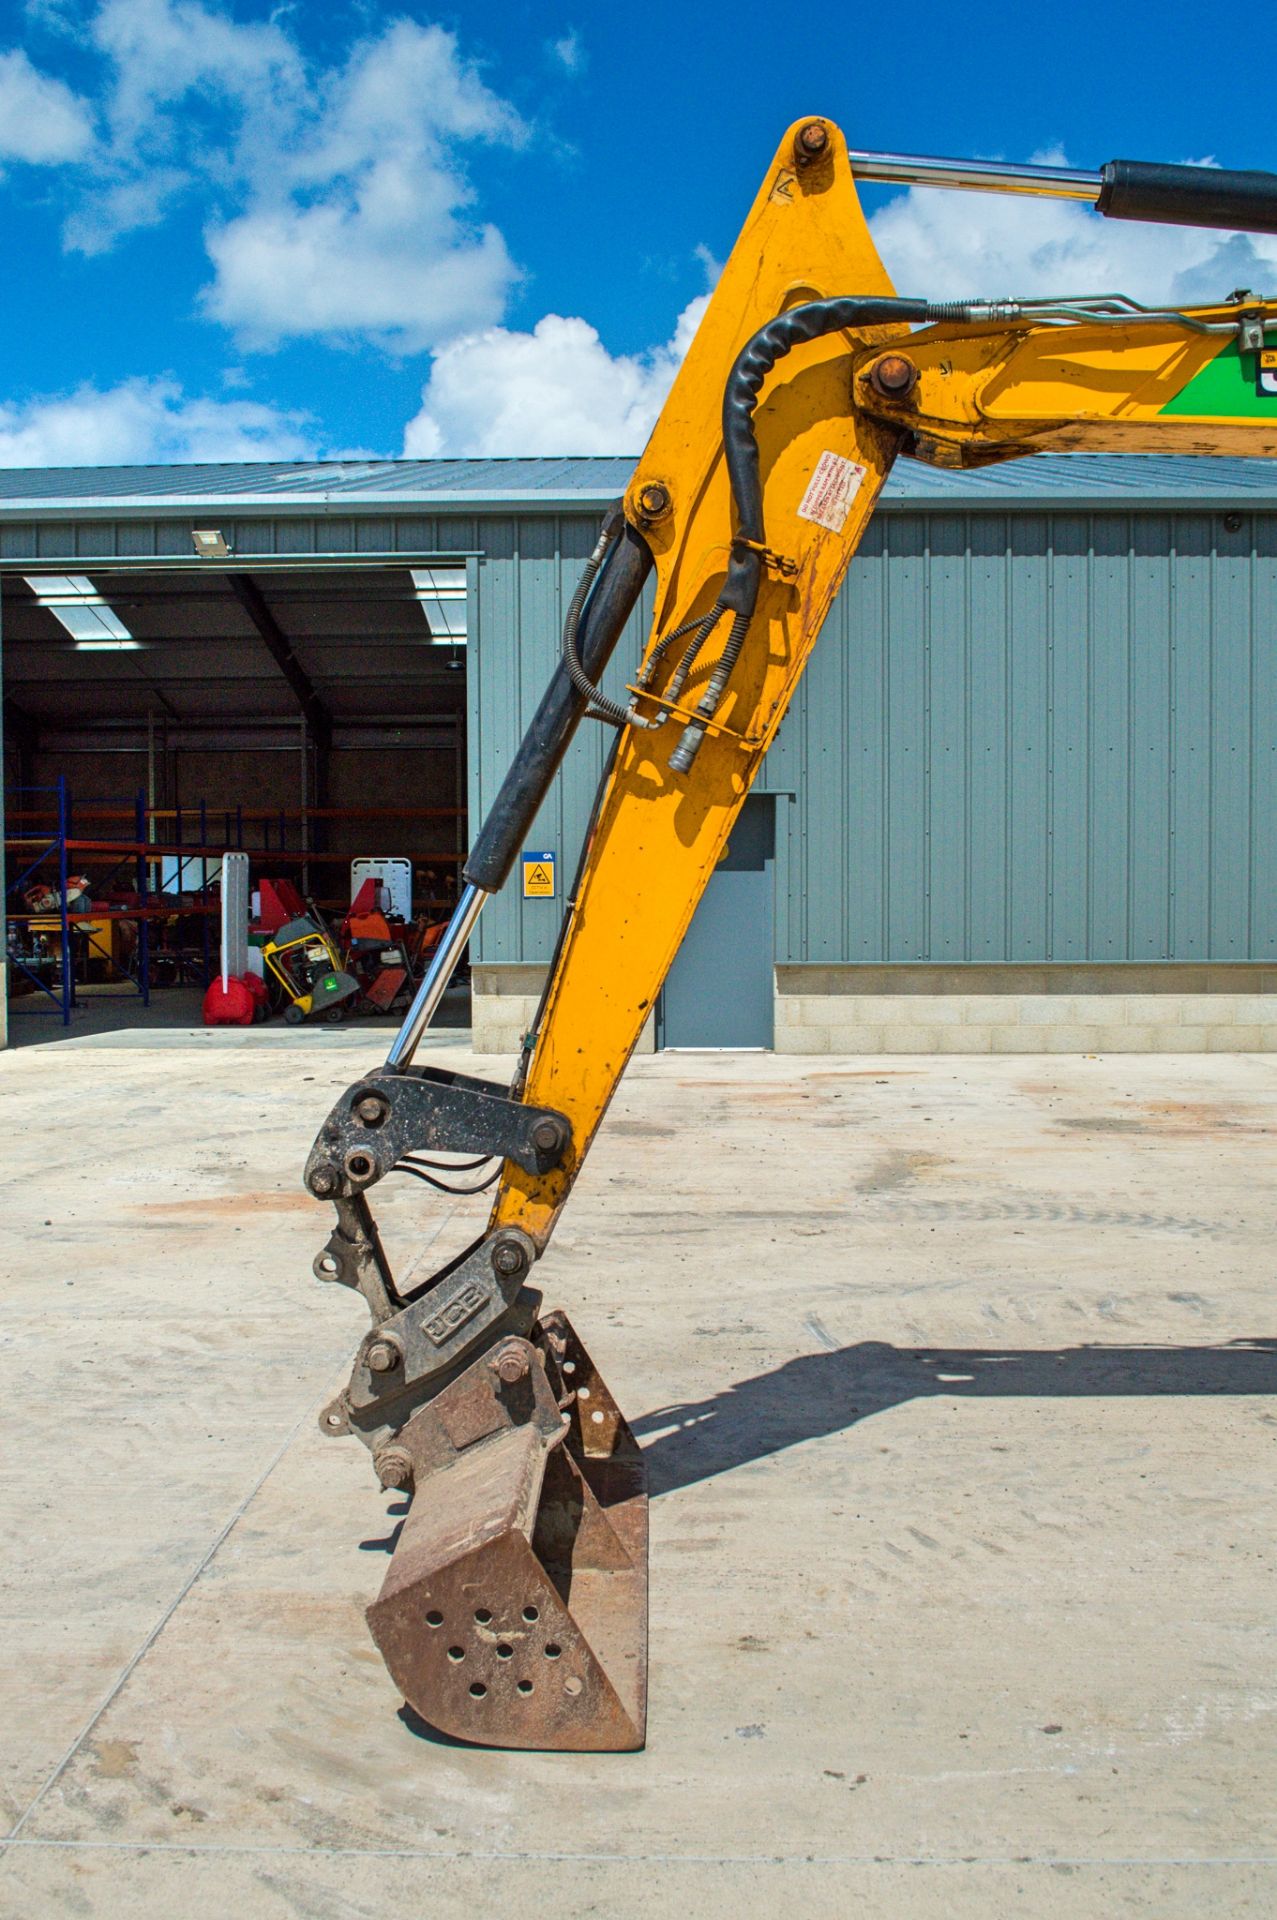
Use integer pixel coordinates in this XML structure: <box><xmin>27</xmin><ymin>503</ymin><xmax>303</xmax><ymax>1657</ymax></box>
<box><xmin>423</xmin><ymin>1280</ymin><xmax>489</xmax><ymax>1348</ymax></box>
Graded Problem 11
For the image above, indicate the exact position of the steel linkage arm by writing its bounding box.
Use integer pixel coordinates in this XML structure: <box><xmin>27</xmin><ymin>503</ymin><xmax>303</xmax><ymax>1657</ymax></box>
<box><xmin>846</xmin><ymin>294</ymin><xmax>1277</xmax><ymax>466</ymax></box>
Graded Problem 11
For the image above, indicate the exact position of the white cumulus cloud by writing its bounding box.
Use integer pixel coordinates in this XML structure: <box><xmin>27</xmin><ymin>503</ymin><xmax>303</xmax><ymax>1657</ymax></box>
<box><xmin>60</xmin><ymin>0</ymin><xmax>304</xmax><ymax>249</ymax></box>
<box><xmin>90</xmin><ymin>0</ymin><xmax>302</xmax><ymax>142</ymax></box>
<box><xmin>205</xmin><ymin>205</ymin><xmax>515</xmax><ymax>355</ymax></box>
<box><xmin>0</xmin><ymin>47</ymin><xmax>94</xmax><ymax>163</ymax></box>
<box><xmin>0</xmin><ymin>377</ymin><xmax>315</xmax><ymax>465</ymax></box>
<box><xmin>202</xmin><ymin>19</ymin><xmax>522</xmax><ymax>350</ymax></box>
<box><xmin>28</xmin><ymin>2</ymin><xmax>524</xmax><ymax>349</ymax></box>
<box><xmin>403</xmin><ymin>295</ymin><xmax>709</xmax><ymax>457</ymax></box>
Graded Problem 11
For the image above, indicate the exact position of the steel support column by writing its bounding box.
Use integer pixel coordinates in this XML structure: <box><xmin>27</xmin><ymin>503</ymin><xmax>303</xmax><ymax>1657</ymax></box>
<box><xmin>229</xmin><ymin>571</ymin><xmax>331</xmax><ymax>858</ymax></box>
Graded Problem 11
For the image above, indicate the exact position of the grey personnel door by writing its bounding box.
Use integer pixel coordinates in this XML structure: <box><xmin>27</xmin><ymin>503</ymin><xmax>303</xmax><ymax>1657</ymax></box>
<box><xmin>658</xmin><ymin>793</ymin><xmax>775</xmax><ymax>1049</ymax></box>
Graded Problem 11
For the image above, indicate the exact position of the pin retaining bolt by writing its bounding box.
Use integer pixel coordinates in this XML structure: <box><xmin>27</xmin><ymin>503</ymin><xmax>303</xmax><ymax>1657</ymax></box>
<box><xmin>492</xmin><ymin>1344</ymin><xmax>531</xmax><ymax>1386</ymax></box>
<box><xmin>374</xmin><ymin>1446</ymin><xmax>414</xmax><ymax>1492</ymax></box>
<box><xmin>795</xmin><ymin>121</ymin><xmax>829</xmax><ymax>167</ymax></box>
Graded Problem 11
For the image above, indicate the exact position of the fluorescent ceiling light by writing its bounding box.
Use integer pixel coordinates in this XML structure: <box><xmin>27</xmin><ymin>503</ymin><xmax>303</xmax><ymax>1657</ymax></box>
<box><xmin>410</xmin><ymin>566</ymin><xmax>467</xmax><ymax>644</ymax></box>
<box><xmin>25</xmin><ymin>574</ymin><xmax>140</xmax><ymax>649</ymax></box>
<box><xmin>192</xmin><ymin>528</ymin><xmax>230</xmax><ymax>557</ymax></box>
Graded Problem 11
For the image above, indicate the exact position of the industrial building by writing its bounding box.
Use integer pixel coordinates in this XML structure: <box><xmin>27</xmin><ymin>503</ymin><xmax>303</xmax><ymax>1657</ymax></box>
<box><xmin>2</xmin><ymin>453</ymin><xmax>1275</xmax><ymax>1052</ymax></box>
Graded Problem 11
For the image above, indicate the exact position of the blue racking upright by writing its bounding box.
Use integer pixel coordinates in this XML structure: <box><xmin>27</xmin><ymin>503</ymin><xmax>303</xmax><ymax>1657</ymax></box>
<box><xmin>4</xmin><ymin>780</ymin><xmax>227</xmax><ymax>1026</ymax></box>
<box><xmin>5</xmin><ymin>776</ymin><xmax>74</xmax><ymax>1024</ymax></box>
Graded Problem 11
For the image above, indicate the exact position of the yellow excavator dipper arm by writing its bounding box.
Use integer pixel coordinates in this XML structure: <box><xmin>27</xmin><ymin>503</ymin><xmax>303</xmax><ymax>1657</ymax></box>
<box><xmin>302</xmin><ymin>118</ymin><xmax>1277</xmax><ymax>1751</ymax></box>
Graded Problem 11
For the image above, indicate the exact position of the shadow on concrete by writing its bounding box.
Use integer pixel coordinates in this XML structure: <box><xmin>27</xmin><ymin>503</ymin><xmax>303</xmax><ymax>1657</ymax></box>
<box><xmin>396</xmin><ymin>1703</ymin><xmax>475</xmax><ymax>1747</ymax></box>
<box><xmin>359</xmin><ymin>1499</ymin><xmax>407</xmax><ymax>1555</ymax></box>
<box><xmin>377</xmin><ymin>1339</ymin><xmax>1277</xmax><ymax>1744</ymax></box>
<box><xmin>631</xmin><ymin>1339</ymin><xmax>1277</xmax><ymax>1496</ymax></box>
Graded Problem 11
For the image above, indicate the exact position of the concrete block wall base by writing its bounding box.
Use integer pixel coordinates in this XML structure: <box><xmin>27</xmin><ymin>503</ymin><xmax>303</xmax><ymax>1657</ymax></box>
<box><xmin>474</xmin><ymin>964</ymin><xmax>1277</xmax><ymax>1054</ymax></box>
<box><xmin>472</xmin><ymin>965</ymin><xmax>656</xmax><ymax>1055</ymax></box>
<box><xmin>776</xmin><ymin>965</ymin><xmax>1277</xmax><ymax>1054</ymax></box>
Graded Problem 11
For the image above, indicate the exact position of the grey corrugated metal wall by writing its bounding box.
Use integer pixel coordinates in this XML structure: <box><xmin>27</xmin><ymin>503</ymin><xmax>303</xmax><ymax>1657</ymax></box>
<box><xmin>472</xmin><ymin>510</ymin><xmax>1277</xmax><ymax>966</ymax></box>
<box><xmin>470</xmin><ymin>515</ymin><xmax>653</xmax><ymax>966</ymax></box>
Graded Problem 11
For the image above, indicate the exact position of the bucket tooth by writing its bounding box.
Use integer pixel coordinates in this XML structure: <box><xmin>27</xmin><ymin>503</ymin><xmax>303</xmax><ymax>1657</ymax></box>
<box><xmin>366</xmin><ymin>1312</ymin><xmax>648</xmax><ymax>1751</ymax></box>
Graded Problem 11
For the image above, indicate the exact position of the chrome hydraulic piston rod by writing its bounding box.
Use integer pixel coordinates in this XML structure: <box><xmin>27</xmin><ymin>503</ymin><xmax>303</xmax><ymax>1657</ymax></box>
<box><xmin>385</xmin><ymin>880</ymin><xmax>487</xmax><ymax>1070</ymax></box>
<box><xmin>845</xmin><ymin>146</ymin><xmax>1277</xmax><ymax>233</ymax></box>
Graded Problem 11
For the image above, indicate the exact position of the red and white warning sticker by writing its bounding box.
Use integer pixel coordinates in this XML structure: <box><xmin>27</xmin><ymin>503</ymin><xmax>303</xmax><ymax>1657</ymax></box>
<box><xmin>797</xmin><ymin>450</ymin><xmax>867</xmax><ymax>533</ymax></box>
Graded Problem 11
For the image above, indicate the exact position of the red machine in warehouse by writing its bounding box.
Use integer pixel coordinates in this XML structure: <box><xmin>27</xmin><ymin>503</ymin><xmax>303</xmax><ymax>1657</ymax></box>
<box><xmin>337</xmin><ymin>875</ymin><xmax>446</xmax><ymax>1015</ymax></box>
<box><xmin>202</xmin><ymin>867</ymin><xmax>447</xmax><ymax>1027</ymax></box>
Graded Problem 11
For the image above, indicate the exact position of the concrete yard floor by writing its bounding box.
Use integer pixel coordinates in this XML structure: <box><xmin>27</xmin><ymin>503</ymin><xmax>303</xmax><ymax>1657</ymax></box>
<box><xmin>1</xmin><ymin>1033</ymin><xmax>1275</xmax><ymax>1917</ymax></box>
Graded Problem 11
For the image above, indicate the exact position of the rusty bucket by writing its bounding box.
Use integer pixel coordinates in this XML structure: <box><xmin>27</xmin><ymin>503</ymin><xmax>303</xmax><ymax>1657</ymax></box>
<box><xmin>367</xmin><ymin>1310</ymin><xmax>648</xmax><ymax>1750</ymax></box>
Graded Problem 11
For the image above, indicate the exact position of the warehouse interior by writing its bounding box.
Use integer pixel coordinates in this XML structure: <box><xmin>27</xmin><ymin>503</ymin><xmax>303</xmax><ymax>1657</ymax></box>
<box><xmin>2</xmin><ymin>556</ymin><xmax>469</xmax><ymax>1040</ymax></box>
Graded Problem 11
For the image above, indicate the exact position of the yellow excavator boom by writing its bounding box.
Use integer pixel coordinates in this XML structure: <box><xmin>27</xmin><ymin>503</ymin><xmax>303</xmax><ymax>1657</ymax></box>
<box><xmin>301</xmin><ymin>117</ymin><xmax>1277</xmax><ymax>1750</ymax></box>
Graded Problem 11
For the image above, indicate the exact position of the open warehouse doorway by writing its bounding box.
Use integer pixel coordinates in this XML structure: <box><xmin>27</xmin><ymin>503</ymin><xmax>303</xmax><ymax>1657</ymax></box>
<box><xmin>2</xmin><ymin>558</ymin><xmax>469</xmax><ymax>1043</ymax></box>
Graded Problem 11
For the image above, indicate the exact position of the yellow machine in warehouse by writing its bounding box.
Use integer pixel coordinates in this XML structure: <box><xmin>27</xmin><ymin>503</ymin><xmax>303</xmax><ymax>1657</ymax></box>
<box><xmin>263</xmin><ymin>915</ymin><xmax>360</xmax><ymax>1025</ymax></box>
<box><xmin>298</xmin><ymin>122</ymin><xmax>1277</xmax><ymax>1750</ymax></box>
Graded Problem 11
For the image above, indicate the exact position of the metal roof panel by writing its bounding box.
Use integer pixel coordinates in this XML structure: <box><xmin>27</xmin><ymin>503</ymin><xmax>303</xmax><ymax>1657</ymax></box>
<box><xmin>1</xmin><ymin>453</ymin><xmax>1277</xmax><ymax>514</ymax></box>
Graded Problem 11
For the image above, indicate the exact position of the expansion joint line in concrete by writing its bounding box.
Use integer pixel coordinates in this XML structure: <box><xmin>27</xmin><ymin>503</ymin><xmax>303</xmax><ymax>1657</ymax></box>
<box><xmin>3</xmin><ymin>1841</ymin><xmax>1277</xmax><ymax>1867</ymax></box>
<box><xmin>1</xmin><ymin>1349</ymin><xmax>354</xmax><ymax>1854</ymax></box>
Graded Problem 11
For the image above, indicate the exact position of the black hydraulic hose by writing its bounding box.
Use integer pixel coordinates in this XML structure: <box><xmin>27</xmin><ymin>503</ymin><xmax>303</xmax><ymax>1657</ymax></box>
<box><xmin>719</xmin><ymin>295</ymin><xmax>931</xmax><ymax>613</ymax></box>
<box><xmin>561</xmin><ymin>513</ymin><xmax>660</xmax><ymax>730</ymax></box>
<box><xmin>560</xmin><ymin>516</ymin><xmax>625</xmax><ymax>724</ymax></box>
<box><xmin>667</xmin><ymin>294</ymin><xmax>932</xmax><ymax>773</ymax></box>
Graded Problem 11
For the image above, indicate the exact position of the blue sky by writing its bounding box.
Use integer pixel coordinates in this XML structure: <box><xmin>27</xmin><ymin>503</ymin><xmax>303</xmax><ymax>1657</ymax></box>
<box><xmin>1</xmin><ymin>0</ymin><xmax>1274</xmax><ymax>466</ymax></box>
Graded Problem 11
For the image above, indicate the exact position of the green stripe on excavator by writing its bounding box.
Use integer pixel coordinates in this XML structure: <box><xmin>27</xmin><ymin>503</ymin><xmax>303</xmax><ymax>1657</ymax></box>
<box><xmin>1160</xmin><ymin>337</ymin><xmax>1276</xmax><ymax>417</ymax></box>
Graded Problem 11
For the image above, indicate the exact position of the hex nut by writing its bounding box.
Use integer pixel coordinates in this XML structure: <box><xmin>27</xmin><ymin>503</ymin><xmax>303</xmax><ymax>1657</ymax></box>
<box><xmin>366</xmin><ymin>1337</ymin><xmax>402</xmax><ymax>1374</ymax></box>
<box><xmin>355</xmin><ymin>1094</ymin><xmax>388</xmax><ymax>1126</ymax></box>
<box><xmin>636</xmin><ymin>481</ymin><xmax>672</xmax><ymax>523</ymax></box>
<box><xmin>491</xmin><ymin>1238</ymin><xmax>527</xmax><ymax>1279</ymax></box>
<box><xmin>309</xmin><ymin>1165</ymin><xmax>338</xmax><ymax>1197</ymax></box>
<box><xmin>374</xmin><ymin>1446</ymin><xmax>414</xmax><ymax>1492</ymax></box>
<box><xmin>492</xmin><ymin>1344</ymin><xmax>530</xmax><ymax>1386</ymax></box>
<box><xmin>530</xmin><ymin>1116</ymin><xmax>563</xmax><ymax>1153</ymax></box>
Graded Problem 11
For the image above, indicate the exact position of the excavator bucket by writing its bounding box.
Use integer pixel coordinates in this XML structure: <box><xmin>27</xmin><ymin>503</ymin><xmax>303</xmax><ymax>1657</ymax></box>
<box><xmin>367</xmin><ymin>1310</ymin><xmax>648</xmax><ymax>1750</ymax></box>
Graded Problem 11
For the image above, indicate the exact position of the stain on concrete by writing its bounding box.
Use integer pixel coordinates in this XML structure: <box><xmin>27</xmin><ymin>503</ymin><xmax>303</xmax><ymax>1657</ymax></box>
<box><xmin>857</xmin><ymin>1149</ymin><xmax>944</xmax><ymax>1194</ymax></box>
<box><xmin>134</xmin><ymin>1191</ymin><xmax>316</xmax><ymax>1216</ymax></box>
<box><xmin>1136</xmin><ymin>1098</ymin><xmax>1271</xmax><ymax>1137</ymax></box>
<box><xmin>90</xmin><ymin>1738</ymin><xmax>139</xmax><ymax>1779</ymax></box>
<box><xmin>804</xmin><ymin>1314</ymin><xmax>840</xmax><ymax>1352</ymax></box>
